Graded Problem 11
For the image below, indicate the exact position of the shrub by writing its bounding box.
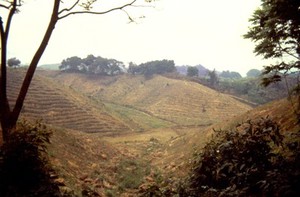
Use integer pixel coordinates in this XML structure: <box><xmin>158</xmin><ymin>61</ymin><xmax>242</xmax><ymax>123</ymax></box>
<box><xmin>0</xmin><ymin>120</ymin><xmax>61</xmax><ymax>196</ymax></box>
<box><xmin>181</xmin><ymin>117</ymin><xmax>300</xmax><ymax>196</ymax></box>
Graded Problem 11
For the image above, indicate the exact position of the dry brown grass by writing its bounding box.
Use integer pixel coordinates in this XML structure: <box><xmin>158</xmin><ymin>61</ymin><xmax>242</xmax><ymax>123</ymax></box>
<box><xmin>7</xmin><ymin>69</ymin><xmax>297</xmax><ymax>195</ymax></box>
<box><xmin>7</xmin><ymin>69</ymin><xmax>129</xmax><ymax>135</ymax></box>
<box><xmin>44</xmin><ymin>72</ymin><xmax>252</xmax><ymax>126</ymax></box>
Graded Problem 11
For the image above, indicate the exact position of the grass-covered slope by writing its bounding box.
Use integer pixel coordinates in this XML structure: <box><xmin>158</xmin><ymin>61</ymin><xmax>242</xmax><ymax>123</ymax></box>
<box><xmin>159</xmin><ymin>97</ymin><xmax>300</xmax><ymax>177</ymax></box>
<box><xmin>43</xmin><ymin>72</ymin><xmax>252</xmax><ymax>126</ymax></box>
<box><xmin>46</xmin><ymin>94</ymin><xmax>299</xmax><ymax>196</ymax></box>
<box><xmin>6</xmin><ymin>68</ymin><xmax>129</xmax><ymax>135</ymax></box>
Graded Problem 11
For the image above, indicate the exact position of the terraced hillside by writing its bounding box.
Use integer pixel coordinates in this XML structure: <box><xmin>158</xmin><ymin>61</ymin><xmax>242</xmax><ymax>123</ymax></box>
<box><xmin>6</xmin><ymin>68</ymin><xmax>129</xmax><ymax>135</ymax></box>
<box><xmin>43</xmin><ymin>71</ymin><xmax>252</xmax><ymax>126</ymax></box>
<box><xmin>45</xmin><ymin>88</ymin><xmax>299</xmax><ymax>196</ymax></box>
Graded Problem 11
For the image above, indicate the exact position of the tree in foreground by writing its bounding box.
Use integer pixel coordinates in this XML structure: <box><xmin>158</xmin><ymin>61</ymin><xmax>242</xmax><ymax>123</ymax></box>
<box><xmin>0</xmin><ymin>0</ymin><xmax>154</xmax><ymax>144</ymax></box>
<box><xmin>244</xmin><ymin>0</ymin><xmax>300</xmax><ymax>100</ymax></box>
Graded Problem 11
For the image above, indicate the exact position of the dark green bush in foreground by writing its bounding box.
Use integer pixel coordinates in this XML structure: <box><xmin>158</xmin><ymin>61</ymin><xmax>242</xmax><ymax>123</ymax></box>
<box><xmin>0</xmin><ymin>120</ymin><xmax>61</xmax><ymax>196</ymax></box>
<box><xmin>138</xmin><ymin>117</ymin><xmax>300</xmax><ymax>196</ymax></box>
<box><xmin>181</xmin><ymin>117</ymin><xmax>300</xmax><ymax>196</ymax></box>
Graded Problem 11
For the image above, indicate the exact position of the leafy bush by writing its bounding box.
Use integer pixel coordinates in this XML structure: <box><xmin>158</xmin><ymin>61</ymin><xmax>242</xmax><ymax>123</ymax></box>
<box><xmin>0</xmin><ymin>120</ymin><xmax>61</xmax><ymax>196</ymax></box>
<box><xmin>181</xmin><ymin>117</ymin><xmax>300</xmax><ymax>196</ymax></box>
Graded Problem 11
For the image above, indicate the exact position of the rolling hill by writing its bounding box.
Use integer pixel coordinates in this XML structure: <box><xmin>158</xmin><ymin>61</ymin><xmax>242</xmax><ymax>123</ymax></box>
<box><xmin>48</xmin><ymin>97</ymin><xmax>299</xmax><ymax>196</ymax></box>
<box><xmin>4</xmin><ymin>68</ymin><xmax>299</xmax><ymax>196</ymax></box>
<box><xmin>40</xmin><ymin>71</ymin><xmax>252</xmax><ymax>127</ymax></box>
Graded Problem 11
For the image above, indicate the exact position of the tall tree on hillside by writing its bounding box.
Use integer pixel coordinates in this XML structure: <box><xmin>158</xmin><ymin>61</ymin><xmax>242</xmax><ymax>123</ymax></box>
<box><xmin>187</xmin><ymin>66</ymin><xmax>199</xmax><ymax>77</ymax></box>
<box><xmin>0</xmin><ymin>0</ymin><xmax>154</xmax><ymax>144</ymax></box>
<box><xmin>7</xmin><ymin>57</ymin><xmax>21</xmax><ymax>68</ymax></box>
<box><xmin>128</xmin><ymin>62</ymin><xmax>139</xmax><ymax>75</ymax></box>
<box><xmin>128</xmin><ymin>60</ymin><xmax>175</xmax><ymax>76</ymax></box>
<box><xmin>59</xmin><ymin>56</ymin><xmax>83</xmax><ymax>72</ymax></box>
<box><xmin>244</xmin><ymin>0</ymin><xmax>300</xmax><ymax>100</ymax></box>
<box><xmin>208</xmin><ymin>69</ymin><xmax>218</xmax><ymax>87</ymax></box>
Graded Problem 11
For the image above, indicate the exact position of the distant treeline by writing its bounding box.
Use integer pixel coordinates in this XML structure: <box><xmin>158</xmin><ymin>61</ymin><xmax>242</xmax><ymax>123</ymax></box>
<box><xmin>58</xmin><ymin>54</ymin><xmax>299</xmax><ymax>105</ymax></box>
<box><xmin>59</xmin><ymin>55</ymin><xmax>125</xmax><ymax>76</ymax></box>
<box><xmin>59</xmin><ymin>55</ymin><xmax>176</xmax><ymax>77</ymax></box>
<box><xmin>128</xmin><ymin>60</ymin><xmax>175</xmax><ymax>76</ymax></box>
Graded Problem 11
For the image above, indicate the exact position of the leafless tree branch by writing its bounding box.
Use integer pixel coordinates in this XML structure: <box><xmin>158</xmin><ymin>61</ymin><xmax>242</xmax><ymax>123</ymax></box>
<box><xmin>58</xmin><ymin>0</ymin><xmax>80</xmax><ymax>15</ymax></box>
<box><xmin>0</xmin><ymin>0</ymin><xmax>11</xmax><ymax>9</ymax></box>
<box><xmin>121</xmin><ymin>9</ymin><xmax>135</xmax><ymax>23</ymax></box>
<box><xmin>0</xmin><ymin>0</ymin><xmax>22</xmax><ymax>11</ymax></box>
<box><xmin>58</xmin><ymin>0</ymin><xmax>137</xmax><ymax>20</ymax></box>
<box><xmin>0</xmin><ymin>4</ymin><xmax>10</xmax><ymax>9</ymax></box>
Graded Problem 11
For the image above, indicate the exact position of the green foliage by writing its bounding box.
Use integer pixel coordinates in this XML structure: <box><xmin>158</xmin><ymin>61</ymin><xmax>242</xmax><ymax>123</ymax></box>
<box><xmin>186</xmin><ymin>66</ymin><xmax>199</xmax><ymax>77</ymax></box>
<box><xmin>181</xmin><ymin>117</ymin><xmax>300</xmax><ymax>196</ymax></box>
<box><xmin>128</xmin><ymin>60</ymin><xmax>176</xmax><ymax>77</ymax></box>
<box><xmin>0</xmin><ymin>120</ymin><xmax>60</xmax><ymax>196</ymax></box>
<box><xmin>219</xmin><ymin>70</ymin><xmax>242</xmax><ymax>79</ymax></box>
<box><xmin>208</xmin><ymin>69</ymin><xmax>218</xmax><ymax>87</ymax></box>
<box><xmin>246</xmin><ymin>68</ymin><xmax>261</xmax><ymax>78</ymax></box>
<box><xmin>217</xmin><ymin>76</ymin><xmax>296</xmax><ymax>104</ymax></box>
<box><xmin>244</xmin><ymin>0</ymin><xmax>300</xmax><ymax>92</ymax></box>
<box><xmin>7</xmin><ymin>57</ymin><xmax>21</xmax><ymax>68</ymax></box>
<box><xmin>59</xmin><ymin>54</ymin><xmax>125</xmax><ymax>76</ymax></box>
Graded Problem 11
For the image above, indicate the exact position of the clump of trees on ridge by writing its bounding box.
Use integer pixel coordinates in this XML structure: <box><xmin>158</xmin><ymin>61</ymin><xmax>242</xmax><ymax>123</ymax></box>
<box><xmin>128</xmin><ymin>60</ymin><xmax>176</xmax><ymax>76</ymax></box>
<box><xmin>59</xmin><ymin>55</ymin><xmax>176</xmax><ymax>77</ymax></box>
<box><xmin>59</xmin><ymin>55</ymin><xmax>125</xmax><ymax>76</ymax></box>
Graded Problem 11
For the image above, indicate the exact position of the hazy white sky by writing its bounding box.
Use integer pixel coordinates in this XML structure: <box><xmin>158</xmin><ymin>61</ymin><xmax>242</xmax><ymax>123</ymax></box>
<box><xmin>5</xmin><ymin>0</ymin><xmax>268</xmax><ymax>76</ymax></box>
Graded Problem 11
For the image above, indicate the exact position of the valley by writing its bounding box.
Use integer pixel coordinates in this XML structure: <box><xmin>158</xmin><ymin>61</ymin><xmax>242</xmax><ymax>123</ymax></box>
<box><xmin>5</xmin><ymin>68</ymin><xmax>299</xmax><ymax>196</ymax></box>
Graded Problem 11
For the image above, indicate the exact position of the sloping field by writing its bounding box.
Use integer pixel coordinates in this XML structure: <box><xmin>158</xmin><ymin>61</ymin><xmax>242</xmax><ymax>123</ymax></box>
<box><xmin>46</xmin><ymin>95</ymin><xmax>299</xmax><ymax>196</ymax></box>
<box><xmin>154</xmin><ymin>97</ymin><xmax>300</xmax><ymax>177</ymax></box>
<box><xmin>45</xmin><ymin>71</ymin><xmax>252</xmax><ymax>126</ymax></box>
<box><xmin>6</xmin><ymin>69</ymin><xmax>129</xmax><ymax>134</ymax></box>
<box><xmin>18</xmin><ymin>70</ymin><xmax>298</xmax><ymax>195</ymax></box>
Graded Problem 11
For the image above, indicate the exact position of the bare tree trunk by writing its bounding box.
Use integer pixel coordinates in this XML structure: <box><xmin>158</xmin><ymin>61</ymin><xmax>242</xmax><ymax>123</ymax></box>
<box><xmin>0</xmin><ymin>0</ymin><xmax>60</xmax><ymax>144</ymax></box>
<box><xmin>0</xmin><ymin>1</ymin><xmax>17</xmax><ymax>143</ymax></box>
<box><xmin>11</xmin><ymin>0</ymin><xmax>59</xmax><ymax>125</ymax></box>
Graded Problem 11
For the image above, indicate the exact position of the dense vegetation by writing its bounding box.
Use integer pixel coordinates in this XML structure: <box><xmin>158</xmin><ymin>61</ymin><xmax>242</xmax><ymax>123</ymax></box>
<box><xmin>59</xmin><ymin>56</ymin><xmax>176</xmax><ymax>78</ymax></box>
<box><xmin>186</xmin><ymin>66</ymin><xmax>199</xmax><ymax>77</ymax></box>
<box><xmin>180</xmin><ymin>117</ymin><xmax>300</xmax><ymax>196</ymax></box>
<box><xmin>7</xmin><ymin>57</ymin><xmax>21</xmax><ymax>68</ymax></box>
<box><xmin>0</xmin><ymin>120</ymin><xmax>61</xmax><ymax>196</ymax></box>
<box><xmin>140</xmin><ymin>117</ymin><xmax>300</xmax><ymax>196</ymax></box>
<box><xmin>126</xmin><ymin>60</ymin><xmax>176</xmax><ymax>77</ymax></box>
<box><xmin>216</xmin><ymin>76</ymin><xmax>296</xmax><ymax>104</ymax></box>
<box><xmin>244</xmin><ymin>0</ymin><xmax>300</xmax><ymax>99</ymax></box>
<box><xmin>178</xmin><ymin>65</ymin><xmax>298</xmax><ymax>105</ymax></box>
<box><xmin>59</xmin><ymin>55</ymin><xmax>126</xmax><ymax>76</ymax></box>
